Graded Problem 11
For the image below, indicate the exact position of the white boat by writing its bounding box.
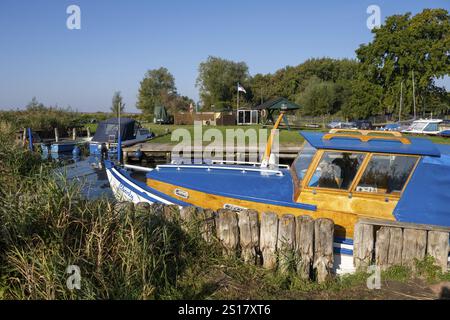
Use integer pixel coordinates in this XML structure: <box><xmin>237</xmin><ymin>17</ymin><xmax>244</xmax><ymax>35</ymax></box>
<box><xmin>402</xmin><ymin>119</ymin><xmax>443</xmax><ymax>135</ymax></box>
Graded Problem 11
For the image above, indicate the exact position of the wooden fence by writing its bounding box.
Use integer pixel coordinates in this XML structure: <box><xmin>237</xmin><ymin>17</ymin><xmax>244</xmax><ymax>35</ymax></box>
<box><xmin>116</xmin><ymin>202</ymin><xmax>335</xmax><ymax>283</ymax></box>
<box><xmin>354</xmin><ymin>218</ymin><xmax>449</xmax><ymax>273</ymax></box>
<box><xmin>115</xmin><ymin>202</ymin><xmax>450</xmax><ymax>283</ymax></box>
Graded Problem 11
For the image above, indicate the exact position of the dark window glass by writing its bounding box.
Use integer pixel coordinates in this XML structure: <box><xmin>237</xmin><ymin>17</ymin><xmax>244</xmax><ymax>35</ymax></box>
<box><xmin>356</xmin><ymin>155</ymin><xmax>417</xmax><ymax>194</ymax></box>
<box><xmin>309</xmin><ymin>152</ymin><xmax>365</xmax><ymax>190</ymax></box>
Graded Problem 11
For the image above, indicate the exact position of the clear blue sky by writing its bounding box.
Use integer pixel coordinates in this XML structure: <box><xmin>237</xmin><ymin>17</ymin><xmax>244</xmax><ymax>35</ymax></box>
<box><xmin>0</xmin><ymin>0</ymin><xmax>448</xmax><ymax>112</ymax></box>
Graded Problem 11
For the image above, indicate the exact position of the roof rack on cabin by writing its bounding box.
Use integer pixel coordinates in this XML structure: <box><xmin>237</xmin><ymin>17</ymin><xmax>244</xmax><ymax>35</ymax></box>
<box><xmin>323</xmin><ymin>129</ymin><xmax>411</xmax><ymax>145</ymax></box>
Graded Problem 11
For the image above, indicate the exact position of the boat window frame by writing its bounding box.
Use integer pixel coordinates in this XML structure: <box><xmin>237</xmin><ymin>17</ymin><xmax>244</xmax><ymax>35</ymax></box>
<box><xmin>290</xmin><ymin>141</ymin><xmax>319</xmax><ymax>199</ymax></box>
<box><xmin>302</xmin><ymin>149</ymin><xmax>369</xmax><ymax>193</ymax></box>
<box><xmin>350</xmin><ymin>153</ymin><xmax>420</xmax><ymax>198</ymax></box>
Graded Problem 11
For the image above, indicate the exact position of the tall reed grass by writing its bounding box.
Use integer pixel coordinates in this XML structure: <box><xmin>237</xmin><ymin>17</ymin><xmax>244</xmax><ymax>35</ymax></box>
<box><xmin>0</xmin><ymin>129</ymin><xmax>214</xmax><ymax>299</ymax></box>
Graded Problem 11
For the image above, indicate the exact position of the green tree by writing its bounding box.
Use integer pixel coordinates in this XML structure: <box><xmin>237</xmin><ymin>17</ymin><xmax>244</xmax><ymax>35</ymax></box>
<box><xmin>296</xmin><ymin>76</ymin><xmax>339</xmax><ymax>116</ymax></box>
<box><xmin>356</xmin><ymin>9</ymin><xmax>450</xmax><ymax>117</ymax></box>
<box><xmin>137</xmin><ymin>67</ymin><xmax>177</xmax><ymax>115</ymax></box>
<box><xmin>111</xmin><ymin>91</ymin><xmax>125</xmax><ymax>117</ymax></box>
<box><xmin>196</xmin><ymin>56</ymin><xmax>250</xmax><ymax>110</ymax></box>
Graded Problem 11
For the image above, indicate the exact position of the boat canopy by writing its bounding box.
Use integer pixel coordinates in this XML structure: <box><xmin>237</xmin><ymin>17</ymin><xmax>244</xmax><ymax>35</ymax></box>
<box><xmin>300</xmin><ymin>131</ymin><xmax>441</xmax><ymax>157</ymax></box>
<box><xmin>92</xmin><ymin>118</ymin><xmax>136</xmax><ymax>143</ymax></box>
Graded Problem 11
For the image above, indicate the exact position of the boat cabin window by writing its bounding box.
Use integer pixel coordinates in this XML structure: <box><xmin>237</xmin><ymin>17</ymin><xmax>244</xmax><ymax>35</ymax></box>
<box><xmin>308</xmin><ymin>152</ymin><xmax>365</xmax><ymax>190</ymax></box>
<box><xmin>356</xmin><ymin>155</ymin><xmax>417</xmax><ymax>194</ymax></box>
<box><xmin>424</xmin><ymin>123</ymin><xmax>439</xmax><ymax>132</ymax></box>
<box><xmin>292</xmin><ymin>142</ymin><xmax>317</xmax><ymax>181</ymax></box>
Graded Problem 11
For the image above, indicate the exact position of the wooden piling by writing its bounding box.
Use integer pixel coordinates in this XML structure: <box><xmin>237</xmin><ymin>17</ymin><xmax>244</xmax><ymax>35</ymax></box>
<box><xmin>313</xmin><ymin>218</ymin><xmax>334</xmax><ymax>283</ymax></box>
<box><xmin>135</xmin><ymin>202</ymin><xmax>151</xmax><ymax>216</ymax></box>
<box><xmin>375</xmin><ymin>227</ymin><xmax>390</xmax><ymax>269</ymax></box>
<box><xmin>86</xmin><ymin>126</ymin><xmax>91</xmax><ymax>138</ymax></box>
<box><xmin>427</xmin><ymin>231</ymin><xmax>449</xmax><ymax>273</ymax></box>
<box><xmin>353</xmin><ymin>222</ymin><xmax>374</xmax><ymax>272</ymax></box>
<box><xmin>216</xmin><ymin>209</ymin><xmax>239</xmax><ymax>257</ymax></box>
<box><xmin>277</xmin><ymin>214</ymin><xmax>296</xmax><ymax>273</ymax></box>
<box><xmin>402</xmin><ymin>228</ymin><xmax>427</xmax><ymax>269</ymax></box>
<box><xmin>295</xmin><ymin>215</ymin><xmax>314</xmax><ymax>279</ymax></box>
<box><xmin>387</xmin><ymin>227</ymin><xmax>403</xmax><ymax>267</ymax></box>
<box><xmin>54</xmin><ymin>127</ymin><xmax>59</xmax><ymax>142</ymax></box>
<box><xmin>22</xmin><ymin>128</ymin><xmax>27</xmax><ymax>147</ymax></box>
<box><xmin>260</xmin><ymin>212</ymin><xmax>278</xmax><ymax>269</ymax></box>
<box><xmin>238</xmin><ymin>209</ymin><xmax>260</xmax><ymax>264</ymax></box>
<box><xmin>199</xmin><ymin>208</ymin><xmax>216</xmax><ymax>243</ymax></box>
<box><xmin>72</xmin><ymin>128</ymin><xmax>77</xmax><ymax>140</ymax></box>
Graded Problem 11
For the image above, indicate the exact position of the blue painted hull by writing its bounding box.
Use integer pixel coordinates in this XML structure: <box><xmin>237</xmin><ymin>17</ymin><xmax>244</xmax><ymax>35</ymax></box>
<box><xmin>50</xmin><ymin>142</ymin><xmax>77</xmax><ymax>153</ymax></box>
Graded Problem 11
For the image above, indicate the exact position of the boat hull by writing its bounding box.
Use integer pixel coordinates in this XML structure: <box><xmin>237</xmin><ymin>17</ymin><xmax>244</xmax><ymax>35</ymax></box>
<box><xmin>50</xmin><ymin>142</ymin><xmax>77</xmax><ymax>153</ymax></box>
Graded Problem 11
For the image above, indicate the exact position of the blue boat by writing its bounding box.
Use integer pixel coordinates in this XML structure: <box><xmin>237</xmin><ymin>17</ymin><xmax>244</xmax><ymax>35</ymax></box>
<box><xmin>89</xmin><ymin>118</ymin><xmax>153</xmax><ymax>155</ymax></box>
<box><xmin>105</xmin><ymin>115</ymin><xmax>450</xmax><ymax>273</ymax></box>
<box><xmin>50</xmin><ymin>141</ymin><xmax>77</xmax><ymax>153</ymax></box>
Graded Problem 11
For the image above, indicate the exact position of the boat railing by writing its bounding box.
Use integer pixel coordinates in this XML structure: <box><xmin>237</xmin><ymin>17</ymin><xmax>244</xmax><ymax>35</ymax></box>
<box><xmin>156</xmin><ymin>164</ymin><xmax>285</xmax><ymax>176</ymax></box>
<box><xmin>211</xmin><ymin>159</ymin><xmax>290</xmax><ymax>169</ymax></box>
<box><xmin>324</xmin><ymin>129</ymin><xmax>411</xmax><ymax>144</ymax></box>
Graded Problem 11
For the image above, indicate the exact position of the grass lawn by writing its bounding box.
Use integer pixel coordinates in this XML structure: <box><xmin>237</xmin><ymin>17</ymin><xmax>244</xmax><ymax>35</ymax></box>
<box><xmin>86</xmin><ymin>123</ymin><xmax>450</xmax><ymax>146</ymax></box>
<box><xmin>143</xmin><ymin>124</ymin><xmax>308</xmax><ymax>145</ymax></box>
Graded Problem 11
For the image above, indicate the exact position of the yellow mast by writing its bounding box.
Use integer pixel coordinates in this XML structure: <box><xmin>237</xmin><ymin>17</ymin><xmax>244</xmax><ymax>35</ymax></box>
<box><xmin>261</xmin><ymin>111</ymin><xmax>285</xmax><ymax>168</ymax></box>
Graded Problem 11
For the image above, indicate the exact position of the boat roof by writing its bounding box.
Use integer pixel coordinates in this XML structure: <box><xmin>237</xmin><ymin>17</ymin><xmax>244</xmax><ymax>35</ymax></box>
<box><xmin>300</xmin><ymin>131</ymin><xmax>441</xmax><ymax>157</ymax></box>
<box><xmin>411</xmin><ymin>119</ymin><xmax>442</xmax><ymax>123</ymax></box>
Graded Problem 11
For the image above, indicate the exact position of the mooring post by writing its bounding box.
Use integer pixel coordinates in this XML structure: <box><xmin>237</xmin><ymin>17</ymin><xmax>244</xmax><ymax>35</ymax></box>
<box><xmin>238</xmin><ymin>209</ymin><xmax>260</xmax><ymax>265</ymax></box>
<box><xmin>353</xmin><ymin>222</ymin><xmax>374</xmax><ymax>272</ymax></box>
<box><xmin>86</xmin><ymin>126</ymin><xmax>91</xmax><ymax>138</ymax></box>
<box><xmin>260</xmin><ymin>212</ymin><xmax>279</xmax><ymax>270</ymax></box>
<box><xmin>22</xmin><ymin>128</ymin><xmax>27</xmax><ymax>147</ymax></box>
<box><xmin>216</xmin><ymin>209</ymin><xmax>239</xmax><ymax>257</ymax></box>
<box><xmin>427</xmin><ymin>231</ymin><xmax>449</xmax><ymax>273</ymax></box>
<box><xmin>401</xmin><ymin>228</ymin><xmax>427</xmax><ymax>270</ymax></box>
<box><xmin>277</xmin><ymin>214</ymin><xmax>296</xmax><ymax>274</ymax></box>
<box><xmin>72</xmin><ymin>128</ymin><xmax>76</xmax><ymax>140</ymax></box>
<box><xmin>313</xmin><ymin>218</ymin><xmax>334</xmax><ymax>283</ymax></box>
<box><xmin>54</xmin><ymin>127</ymin><xmax>59</xmax><ymax>142</ymax></box>
<box><xmin>295</xmin><ymin>215</ymin><xmax>314</xmax><ymax>279</ymax></box>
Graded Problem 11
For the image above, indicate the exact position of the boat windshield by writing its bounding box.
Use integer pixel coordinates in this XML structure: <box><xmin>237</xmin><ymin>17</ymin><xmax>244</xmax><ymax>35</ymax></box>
<box><xmin>292</xmin><ymin>141</ymin><xmax>317</xmax><ymax>182</ymax></box>
<box><xmin>409</xmin><ymin>122</ymin><xmax>427</xmax><ymax>131</ymax></box>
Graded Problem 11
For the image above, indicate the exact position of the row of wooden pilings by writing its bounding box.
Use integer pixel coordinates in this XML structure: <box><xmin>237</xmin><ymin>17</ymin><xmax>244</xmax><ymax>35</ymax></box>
<box><xmin>115</xmin><ymin>202</ymin><xmax>450</xmax><ymax>283</ymax></box>
<box><xmin>115</xmin><ymin>202</ymin><xmax>335</xmax><ymax>283</ymax></box>
<box><xmin>354</xmin><ymin>219</ymin><xmax>449</xmax><ymax>273</ymax></box>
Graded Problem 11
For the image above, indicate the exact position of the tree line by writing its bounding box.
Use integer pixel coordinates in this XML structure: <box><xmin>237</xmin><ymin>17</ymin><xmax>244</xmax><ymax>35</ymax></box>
<box><xmin>131</xmin><ymin>9</ymin><xmax>450</xmax><ymax>120</ymax></box>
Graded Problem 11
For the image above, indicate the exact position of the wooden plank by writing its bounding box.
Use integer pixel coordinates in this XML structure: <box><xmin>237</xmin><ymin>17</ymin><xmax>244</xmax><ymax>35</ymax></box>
<box><xmin>357</xmin><ymin>218</ymin><xmax>450</xmax><ymax>233</ymax></box>
<box><xmin>375</xmin><ymin>227</ymin><xmax>390</xmax><ymax>270</ymax></box>
<box><xmin>199</xmin><ymin>208</ymin><xmax>216</xmax><ymax>243</ymax></box>
<box><xmin>260</xmin><ymin>212</ymin><xmax>279</xmax><ymax>270</ymax></box>
<box><xmin>216</xmin><ymin>209</ymin><xmax>239</xmax><ymax>257</ymax></box>
<box><xmin>238</xmin><ymin>209</ymin><xmax>260</xmax><ymax>265</ymax></box>
<box><xmin>313</xmin><ymin>218</ymin><xmax>334</xmax><ymax>283</ymax></box>
<box><xmin>387</xmin><ymin>227</ymin><xmax>403</xmax><ymax>267</ymax></box>
<box><xmin>295</xmin><ymin>215</ymin><xmax>314</xmax><ymax>279</ymax></box>
<box><xmin>427</xmin><ymin>231</ymin><xmax>449</xmax><ymax>273</ymax></box>
<box><xmin>277</xmin><ymin>214</ymin><xmax>296</xmax><ymax>274</ymax></box>
<box><xmin>353</xmin><ymin>223</ymin><xmax>374</xmax><ymax>272</ymax></box>
<box><xmin>402</xmin><ymin>229</ymin><xmax>427</xmax><ymax>269</ymax></box>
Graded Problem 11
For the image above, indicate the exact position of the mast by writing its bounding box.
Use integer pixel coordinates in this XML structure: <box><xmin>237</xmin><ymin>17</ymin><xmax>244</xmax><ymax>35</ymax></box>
<box><xmin>412</xmin><ymin>70</ymin><xmax>416</xmax><ymax>120</ymax></box>
<box><xmin>399</xmin><ymin>81</ymin><xmax>403</xmax><ymax>122</ymax></box>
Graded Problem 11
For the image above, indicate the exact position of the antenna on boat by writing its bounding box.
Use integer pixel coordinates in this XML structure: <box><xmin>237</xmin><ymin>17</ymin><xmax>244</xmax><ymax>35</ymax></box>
<box><xmin>261</xmin><ymin>111</ymin><xmax>285</xmax><ymax>168</ymax></box>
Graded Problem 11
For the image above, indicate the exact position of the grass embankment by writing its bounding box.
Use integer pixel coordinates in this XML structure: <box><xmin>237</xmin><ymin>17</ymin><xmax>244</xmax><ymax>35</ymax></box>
<box><xmin>143</xmin><ymin>124</ymin><xmax>450</xmax><ymax>146</ymax></box>
<box><xmin>0</xmin><ymin>121</ymin><xmax>449</xmax><ymax>299</ymax></box>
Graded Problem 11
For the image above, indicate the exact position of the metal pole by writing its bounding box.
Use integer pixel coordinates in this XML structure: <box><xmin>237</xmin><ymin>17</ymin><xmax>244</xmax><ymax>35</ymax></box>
<box><xmin>117</xmin><ymin>102</ymin><xmax>122</xmax><ymax>163</ymax></box>
<box><xmin>237</xmin><ymin>82</ymin><xmax>239</xmax><ymax>110</ymax></box>
<box><xmin>399</xmin><ymin>81</ymin><xmax>403</xmax><ymax>122</ymax></box>
<box><xmin>412</xmin><ymin>70</ymin><xmax>416</xmax><ymax>120</ymax></box>
<box><xmin>27</xmin><ymin>128</ymin><xmax>33</xmax><ymax>151</ymax></box>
